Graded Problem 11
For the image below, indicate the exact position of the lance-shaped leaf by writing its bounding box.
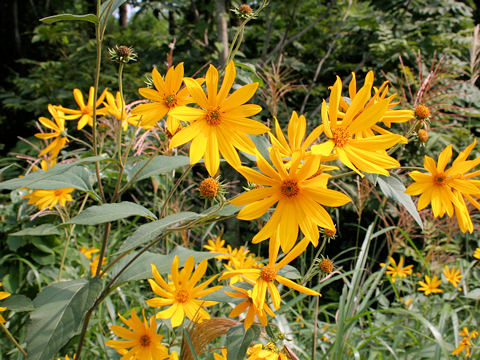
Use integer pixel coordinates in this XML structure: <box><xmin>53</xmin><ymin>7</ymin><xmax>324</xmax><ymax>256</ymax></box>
<box><xmin>126</xmin><ymin>155</ymin><xmax>190</xmax><ymax>182</ymax></box>
<box><xmin>67</xmin><ymin>202</ymin><xmax>157</xmax><ymax>225</ymax></box>
<box><xmin>10</xmin><ymin>224</ymin><xmax>60</xmax><ymax>237</ymax></box>
<box><xmin>226</xmin><ymin>324</ymin><xmax>260</xmax><ymax>360</ymax></box>
<box><xmin>40</xmin><ymin>13</ymin><xmax>98</xmax><ymax>24</ymax></box>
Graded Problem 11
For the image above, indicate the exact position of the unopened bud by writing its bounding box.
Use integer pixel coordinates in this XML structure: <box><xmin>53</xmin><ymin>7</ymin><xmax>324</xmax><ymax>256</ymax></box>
<box><xmin>239</xmin><ymin>4</ymin><xmax>252</xmax><ymax>15</ymax></box>
<box><xmin>319</xmin><ymin>258</ymin><xmax>334</xmax><ymax>274</ymax></box>
<box><xmin>418</xmin><ymin>129</ymin><xmax>428</xmax><ymax>143</ymax></box>
<box><xmin>109</xmin><ymin>45</ymin><xmax>137</xmax><ymax>64</ymax></box>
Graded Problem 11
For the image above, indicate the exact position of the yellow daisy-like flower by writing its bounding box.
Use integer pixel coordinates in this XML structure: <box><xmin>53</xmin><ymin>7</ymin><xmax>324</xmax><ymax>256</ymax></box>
<box><xmin>59</xmin><ymin>87</ymin><xmax>108</xmax><ymax>129</ymax></box>
<box><xmin>35</xmin><ymin>104</ymin><xmax>72</xmax><ymax>158</ymax></box>
<box><xmin>105</xmin><ymin>309</ymin><xmax>170</xmax><ymax>360</ymax></box>
<box><xmin>417</xmin><ymin>275</ymin><xmax>443</xmax><ymax>295</ymax></box>
<box><xmin>311</xmin><ymin>72</ymin><xmax>408</xmax><ymax>177</ymax></box>
<box><xmin>246</xmin><ymin>343</ymin><xmax>289</xmax><ymax>360</ymax></box>
<box><xmin>224</xmin><ymin>246</ymin><xmax>262</xmax><ymax>285</ymax></box>
<box><xmin>231</xmin><ymin>147</ymin><xmax>350</xmax><ymax>253</ymax></box>
<box><xmin>169</xmin><ymin>61</ymin><xmax>268</xmax><ymax>176</ymax></box>
<box><xmin>220</xmin><ymin>238</ymin><xmax>320</xmax><ymax>311</ymax></box>
<box><xmin>405</xmin><ymin>141</ymin><xmax>480</xmax><ymax>233</ymax></box>
<box><xmin>131</xmin><ymin>63</ymin><xmax>195</xmax><ymax>132</ymax></box>
<box><xmin>23</xmin><ymin>188</ymin><xmax>74</xmax><ymax>210</ymax></box>
<box><xmin>474</xmin><ymin>248</ymin><xmax>480</xmax><ymax>260</ymax></box>
<box><xmin>225</xmin><ymin>285</ymin><xmax>275</xmax><ymax>329</ymax></box>
<box><xmin>213</xmin><ymin>348</ymin><xmax>228</xmax><ymax>360</ymax></box>
<box><xmin>203</xmin><ymin>237</ymin><xmax>230</xmax><ymax>260</ymax></box>
<box><xmin>90</xmin><ymin>254</ymin><xmax>107</xmax><ymax>277</ymax></box>
<box><xmin>380</xmin><ymin>256</ymin><xmax>413</xmax><ymax>283</ymax></box>
<box><xmin>452</xmin><ymin>327</ymin><xmax>479</xmax><ymax>357</ymax></box>
<box><xmin>79</xmin><ymin>247</ymin><xmax>100</xmax><ymax>260</ymax></box>
<box><xmin>0</xmin><ymin>282</ymin><xmax>11</xmax><ymax>324</ymax></box>
<box><xmin>104</xmin><ymin>91</ymin><xmax>140</xmax><ymax>131</ymax></box>
<box><xmin>442</xmin><ymin>265</ymin><xmax>463</xmax><ymax>288</ymax></box>
<box><xmin>57</xmin><ymin>356</ymin><xmax>74</xmax><ymax>360</ymax></box>
<box><xmin>146</xmin><ymin>256</ymin><xmax>221</xmax><ymax>328</ymax></box>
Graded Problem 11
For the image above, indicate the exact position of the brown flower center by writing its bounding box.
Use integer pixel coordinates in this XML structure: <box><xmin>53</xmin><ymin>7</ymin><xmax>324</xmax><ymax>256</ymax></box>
<box><xmin>260</xmin><ymin>265</ymin><xmax>277</xmax><ymax>282</ymax></box>
<box><xmin>331</xmin><ymin>127</ymin><xmax>351</xmax><ymax>148</ymax></box>
<box><xmin>165</xmin><ymin>94</ymin><xmax>177</xmax><ymax>108</ymax></box>
<box><xmin>199</xmin><ymin>177</ymin><xmax>219</xmax><ymax>198</ymax></box>
<box><xmin>280</xmin><ymin>179</ymin><xmax>299</xmax><ymax>198</ymax></box>
<box><xmin>319</xmin><ymin>258</ymin><xmax>334</xmax><ymax>273</ymax></box>
<box><xmin>206</xmin><ymin>108</ymin><xmax>221</xmax><ymax>126</ymax></box>
<box><xmin>139</xmin><ymin>334</ymin><xmax>151</xmax><ymax>347</ymax></box>
<box><xmin>415</xmin><ymin>105</ymin><xmax>430</xmax><ymax>119</ymax></box>
<box><xmin>434</xmin><ymin>174</ymin><xmax>446</xmax><ymax>185</ymax></box>
<box><xmin>175</xmin><ymin>289</ymin><xmax>190</xmax><ymax>303</ymax></box>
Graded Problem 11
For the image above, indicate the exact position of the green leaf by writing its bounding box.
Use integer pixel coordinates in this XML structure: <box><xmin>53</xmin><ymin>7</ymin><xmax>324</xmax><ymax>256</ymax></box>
<box><xmin>112</xmin><ymin>246</ymin><xmax>218</xmax><ymax>284</ymax></box>
<box><xmin>126</xmin><ymin>155</ymin><xmax>191</xmax><ymax>182</ymax></box>
<box><xmin>465</xmin><ymin>288</ymin><xmax>480</xmax><ymax>299</ymax></box>
<box><xmin>278</xmin><ymin>264</ymin><xmax>301</xmax><ymax>279</ymax></box>
<box><xmin>244</xmin><ymin>135</ymin><xmax>271</xmax><ymax>162</ymax></box>
<box><xmin>0</xmin><ymin>155</ymin><xmax>105</xmax><ymax>191</ymax></box>
<box><xmin>40</xmin><ymin>13</ymin><xmax>98</xmax><ymax>24</ymax></box>
<box><xmin>1</xmin><ymin>294</ymin><xmax>34</xmax><ymax>312</ymax></box>
<box><xmin>226</xmin><ymin>324</ymin><xmax>260</xmax><ymax>360</ymax></box>
<box><xmin>204</xmin><ymin>203</ymin><xmax>242</xmax><ymax>217</ymax></box>
<box><xmin>10</xmin><ymin>224</ymin><xmax>60</xmax><ymax>237</ymax></box>
<box><xmin>376</xmin><ymin>174</ymin><xmax>423</xmax><ymax>229</ymax></box>
<box><xmin>100</xmin><ymin>0</ymin><xmax>128</xmax><ymax>25</ymax></box>
<box><xmin>67</xmin><ymin>202</ymin><xmax>157</xmax><ymax>225</ymax></box>
<box><xmin>118</xmin><ymin>212</ymin><xmax>201</xmax><ymax>253</ymax></box>
<box><xmin>26</xmin><ymin>278</ymin><xmax>102</xmax><ymax>360</ymax></box>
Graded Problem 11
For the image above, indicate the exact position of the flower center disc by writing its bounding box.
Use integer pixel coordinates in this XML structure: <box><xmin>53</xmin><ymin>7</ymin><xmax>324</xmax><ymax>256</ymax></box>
<box><xmin>175</xmin><ymin>289</ymin><xmax>190</xmax><ymax>303</ymax></box>
<box><xmin>165</xmin><ymin>94</ymin><xmax>177</xmax><ymax>108</ymax></box>
<box><xmin>206</xmin><ymin>108</ymin><xmax>221</xmax><ymax>126</ymax></box>
<box><xmin>331</xmin><ymin>127</ymin><xmax>351</xmax><ymax>148</ymax></box>
<box><xmin>434</xmin><ymin>174</ymin><xmax>446</xmax><ymax>185</ymax></box>
<box><xmin>281</xmin><ymin>179</ymin><xmax>300</xmax><ymax>198</ymax></box>
<box><xmin>260</xmin><ymin>265</ymin><xmax>277</xmax><ymax>282</ymax></box>
<box><xmin>139</xmin><ymin>334</ymin><xmax>151</xmax><ymax>347</ymax></box>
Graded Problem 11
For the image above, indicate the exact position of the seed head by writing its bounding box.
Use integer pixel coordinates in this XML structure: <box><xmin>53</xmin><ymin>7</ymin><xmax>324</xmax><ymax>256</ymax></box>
<box><xmin>415</xmin><ymin>105</ymin><xmax>430</xmax><ymax>119</ymax></box>
<box><xmin>239</xmin><ymin>4</ymin><xmax>252</xmax><ymax>15</ymax></box>
<box><xmin>199</xmin><ymin>177</ymin><xmax>220</xmax><ymax>198</ymax></box>
<box><xmin>109</xmin><ymin>45</ymin><xmax>137</xmax><ymax>64</ymax></box>
<box><xmin>418</xmin><ymin>129</ymin><xmax>428</xmax><ymax>143</ymax></box>
<box><xmin>324</xmin><ymin>227</ymin><xmax>336</xmax><ymax>237</ymax></box>
<box><xmin>319</xmin><ymin>258</ymin><xmax>334</xmax><ymax>274</ymax></box>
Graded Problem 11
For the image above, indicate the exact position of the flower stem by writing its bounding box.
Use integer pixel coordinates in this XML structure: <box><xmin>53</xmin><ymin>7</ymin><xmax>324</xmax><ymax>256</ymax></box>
<box><xmin>0</xmin><ymin>322</ymin><xmax>27</xmax><ymax>357</ymax></box>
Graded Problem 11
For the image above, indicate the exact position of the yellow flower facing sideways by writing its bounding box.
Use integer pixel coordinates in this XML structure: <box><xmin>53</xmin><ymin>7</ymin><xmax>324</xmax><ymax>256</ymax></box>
<box><xmin>0</xmin><ymin>282</ymin><xmax>11</xmax><ymax>323</ymax></box>
<box><xmin>146</xmin><ymin>256</ymin><xmax>221</xmax><ymax>328</ymax></box>
<box><xmin>452</xmin><ymin>327</ymin><xmax>479</xmax><ymax>357</ymax></box>
<box><xmin>417</xmin><ymin>275</ymin><xmax>443</xmax><ymax>295</ymax></box>
<box><xmin>105</xmin><ymin>309</ymin><xmax>170</xmax><ymax>360</ymax></box>
<box><xmin>442</xmin><ymin>265</ymin><xmax>463</xmax><ymax>288</ymax></box>
<box><xmin>231</xmin><ymin>147</ymin><xmax>350</xmax><ymax>253</ymax></box>
<box><xmin>35</xmin><ymin>104</ymin><xmax>73</xmax><ymax>158</ymax></box>
<box><xmin>380</xmin><ymin>256</ymin><xmax>413</xmax><ymax>283</ymax></box>
<box><xmin>405</xmin><ymin>141</ymin><xmax>480</xmax><ymax>233</ymax></box>
<box><xmin>311</xmin><ymin>72</ymin><xmax>408</xmax><ymax>177</ymax></box>
<box><xmin>169</xmin><ymin>61</ymin><xmax>269</xmax><ymax>176</ymax></box>
<box><xmin>59</xmin><ymin>87</ymin><xmax>108</xmax><ymax>129</ymax></box>
<box><xmin>104</xmin><ymin>91</ymin><xmax>140</xmax><ymax>131</ymax></box>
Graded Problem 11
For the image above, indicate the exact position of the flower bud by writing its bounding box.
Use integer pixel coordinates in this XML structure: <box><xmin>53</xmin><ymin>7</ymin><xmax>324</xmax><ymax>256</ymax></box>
<box><xmin>418</xmin><ymin>129</ymin><xmax>428</xmax><ymax>143</ymax></box>
<box><xmin>415</xmin><ymin>105</ymin><xmax>430</xmax><ymax>120</ymax></box>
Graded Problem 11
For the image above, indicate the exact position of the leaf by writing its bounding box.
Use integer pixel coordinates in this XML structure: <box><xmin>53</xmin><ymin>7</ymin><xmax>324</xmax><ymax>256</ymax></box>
<box><xmin>226</xmin><ymin>324</ymin><xmax>260</xmax><ymax>360</ymax></box>
<box><xmin>204</xmin><ymin>203</ymin><xmax>242</xmax><ymax>217</ymax></box>
<box><xmin>126</xmin><ymin>155</ymin><xmax>191</xmax><ymax>182</ymax></box>
<box><xmin>1</xmin><ymin>295</ymin><xmax>34</xmax><ymax>312</ymax></box>
<box><xmin>100</xmin><ymin>0</ymin><xmax>128</xmax><ymax>25</ymax></box>
<box><xmin>277</xmin><ymin>264</ymin><xmax>301</xmax><ymax>279</ymax></box>
<box><xmin>10</xmin><ymin>224</ymin><xmax>60</xmax><ymax>237</ymax></box>
<box><xmin>465</xmin><ymin>288</ymin><xmax>480</xmax><ymax>299</ymax></box>
<box><xmin>118</xmin><ymin>212</ymin><xmax>201</xmax><ymax>253</ymax></box>
<box><xmin>243</xmin><ymin>135</ymin><xmax>271</xmax><ymax>162</ymax></box>
<box><xmin>0</xmin><ymin>155</ymin><xmax>105</xmax><ymax>191</ymax></box>
<box><xmin>67</xmin><ymin>202</ymin><xmax>157</xmax><ymax>225</ymax></box>
<box><xmin>112</xmin><ymin>246</ymin><xmax>218</xmax><ymax>284</ymax></box>
<box><xmin>40</xmin><ymin>13</ymin><xmax>98</xmax><ymax>24</ymax></box>
<box><xmin>26</xmin><ymin>278</ymin><xmax>102</xmax><ymax>360</ymax></box>
<box><xmin>376</xmin><ymin>174</ymin><xmax>423</xmax><ymax>229</ymax></box>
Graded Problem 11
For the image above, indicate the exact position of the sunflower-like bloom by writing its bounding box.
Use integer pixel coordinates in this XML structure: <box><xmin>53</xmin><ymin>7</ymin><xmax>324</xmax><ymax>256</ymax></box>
<box><xmin>225</xmin><ymin>285</ymin><xmax>275</xmax><ymax>329</ymax></box>
<box><xmin>417</xmin><ymin>275</ymin><xmax>443</xmax><ymax>295</ymax></box>
<box><xmin>79</xmin><ymin>247</ymin><xmax>99</xmax><ymax>259</ymax></box>
<box><xmin>146</xmin><ymin>256</ymin><xmax>221</xmax><ymax>328</ymax></box>
<box><xmin>105</xmin><ymin>309</ymin><xmax>170</xmax><ymax>360</ymax></box>
<box><xmin>35</xmin><ymin>104</ymin><xmax>72</xmax><ymax>158</ymax></box>
<box><xmin>59</xmin><ymin>87</ymin><xmax>108</xmax><ymax>129</ymax></box>
<box><xmin>131</xmin><ymin>63</ymin><xmax>196</xmax><ymax>132</ymax></box>
<box><xmin>23</xmin><ymin>188</ymin><xmax>74</xmax><ymax>210</ymax></box>
<box><xmin>213</xmin><ymin>348</ymin><xmax>228</xmax><ymax>360</ymax></box>
<box><xmin>203</xmin><ymin>237</ymin><xmax>230</xmax><ymax>260</ymax></box>
<box><xmin>452</xmin><ymin>327</ymin><xmax>479</xmax><ymax>357</ymax></box>
<box><xmin>223</xmin><ymin>246</ymin><xmax>263</xmax><ymax>285</ymax></box>
<box><xmin>231</xmin><ymin>147</ymin><xmax>350</xmax><ymax>253</ymax></box>
<box><xmin>246</xmin><ymin>343</ymin><xmax>289</xmax><ymax>360</ymax></box>
<box><xmin>442</xmin><ymin>265</ymin><xmax>463</xmax><ymax>288</ymax></box>
<box><xmin>104</xmin><ymin>91</ymin><xmax>140</xmax><ymax>131</ymax></box>
<box><xmin>0</xmin><ymin>282</ymin><xmax>11</xmax><ymax>323</ymax></box>
<box><xmin>380</xmin><ymin>256</ymin><xmax>413</xmax><ymax>283</ymax></box>
<box><xmin>169</xmin><ymin>61</ymin><xmax>268</xmax><ymax>176</ymax></box>
<box><xmin>220</xmin><ymin>238</ymin><xmax>320</xmax><ymax>311</ymax></box>
<box><xmin>405</xmin><ymin>141</ymin><xmax>480</xmax><ymax>233</ymax></box>
<box><xmin>311</xmin><ymin>72</ymin><xmax>407</xmax><ymax>177</ymax></box>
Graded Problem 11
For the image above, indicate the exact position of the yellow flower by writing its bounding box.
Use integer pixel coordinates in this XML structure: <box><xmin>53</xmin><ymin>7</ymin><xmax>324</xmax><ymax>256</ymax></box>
<box><xmin>213</xmin><ymin>348</ymin><xmax>228</xmax><ymax>360</ymax></box>
<box><xmin>59</xmin><ymin>87</ymin><xmax>108</xmax><ymax>129</ymax></box>
<box><xmin>79</xmin><ymin>247</ymin><xmax>100</xmax><ymax>260</ymax></box>
<box><xmin>380</xmin><ymin>256</ymin><xmax>413</xmax><ymax>283</ymax></box>
<box><xmin>246</xmin><ymin>343</ymin><xmax>289</xmax><ymax>360</ymax></box>
<box><xmin>131</xmin><ymin>63</ymin><xmax>195</xmax><ymax>132</ymax></box>
<box><xmin>417</xmin><ymin>275</ymin><xmax>443</xmax><ymax>295</ymax></box>
<box><xmin>442</xmin><ymin>265</ymin><xmax>463</xmax><ymax>288</ymax></box>
<box><xmin>105</xmin><ymin>309</ymin><xmax>170</xmax><ymax>360</ymax></box>
<box><xmin>220</xmin><ymin>238</ymin><xmax>320</xmax><ymax>311</ymax></box>
<box><xmin>0</xmin><ymin>282</ymin><xmax>11</xmax><ymax>324</ymax></box>
<box><xmin>57</xmin><ymin>356</ymin><xmax>74</xmax><ymax>360</ymax></box>
<box><xmin>90</xmin><ymin>254</ymin><xmax>107</xmax><ymax>277</ymax></box>
<box><xmin>405</xmin><ymin>141</ymin><xmax>480</xmax><ymax>233</ymax></box>
<box><xmin>169</xmin><ymin>61</ymin><xmax>268</xmax><ymax>176</ymax></box>
<box><xmin>474</xmin><ymin>248</ymin><xmax>480</xmax><ymax>260</ymax></box>
<box><xmin>203</xmin><ymin>237</ymin><xmax>230</xmax><ymax>260</ymax></box>
<box><xmin>311</xmin><ymin>72</ymin><xmax>408</xmax><ymax>177</ymax></box>
<box><xmin>452</xmin><ymin>327</ymin><xmax>479</xmax><ymax>357</ymax></box>
<box><xmin>224</xmin><ymin>246</ymin><xmax>262</xmax><ymax>285</ymax></box>
<box><xmin>225</xmin><ymin>285</ymin><xmax>275</xmax><ymax>329</ymax></box>
<box><xmin>104</xmin><ymin>91</ymin><xmax>140</xmax><ymax>131</ymax></box>
<box><xmin>231</xmin><ymin>148</ymin><xmax>350</xmax><ymax>253</ymax></box>
<box><xmin>23</xmin><ymin>188</ymin><xmax>74</xmax><ymax>210</ymax></box>
<box><xmin>35</xmin><ymin>104</ymin><xmax>71</xmax><ymax>158</ymax></box>
<box><xmin>146</xmin><ymin>256</ymin><xmax>221</xmax><ymax>328</ymax></box>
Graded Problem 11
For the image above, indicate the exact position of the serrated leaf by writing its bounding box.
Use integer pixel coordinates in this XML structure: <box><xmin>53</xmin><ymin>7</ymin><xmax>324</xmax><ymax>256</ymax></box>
<box><xmin>26</xmin><ymin>278</ymin><xmax>102</xmax><ymax>360</ymax></box>
<box><xmin>118</xmin><ymin>212</ymin><xmax>201</xmax><ymax>253</ymax></box>
<box><xmin>40</xmin><ymin>13</ymin><xmax>98</xmax><ymax>24</ymax></box>
<box><xmin>10</xmin><ymin>224</ymin><xmax>60</xmax><ymax>236</ymax></box>
<box><xmin>1</xmin><ymin>294</ymin><xmax>34</xmax><ymax>312</ymax></box>
<box><xmin>126</xmin><ymin>155</ymin><xmax>191</xmax><ymax>182</ymax></box>
<box><xmin>226</xmin><ymin>324</ymin><xmax>260</xmax><ymax>360</ymax></box>
<box><xmin>67</xmin><ymin>202</ymin><xmax>157</xmax><ymax>225</ymax></box>
<box><xmin>377</xmin><ymin>174</ymin><xmax>423</xmax><ymax>229</ymax></box>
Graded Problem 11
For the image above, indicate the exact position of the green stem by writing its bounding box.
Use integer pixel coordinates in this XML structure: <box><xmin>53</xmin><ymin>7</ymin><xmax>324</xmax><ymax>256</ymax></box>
<box><xmin>116</xmin><ymin>62</ymin><xmax>125</xmax><ymax>165</ymax></box>
<box><xmin>66</xmin><ymin>134</ymin><xmax>94</xmax><ymax>150</ymax></box>
<box><xmin>160</xmin><ymin>164</ymin><xmax>194</xmax><ymax>218</ymax></box>
<box><xmin>0</xmin><ymin>322</ymin><xmax>27</xmax><ymax>357</ymax></box>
